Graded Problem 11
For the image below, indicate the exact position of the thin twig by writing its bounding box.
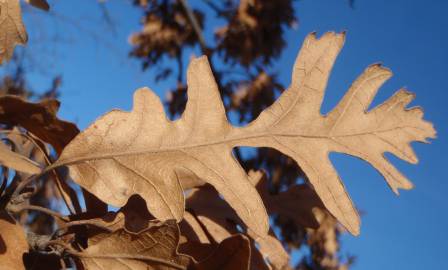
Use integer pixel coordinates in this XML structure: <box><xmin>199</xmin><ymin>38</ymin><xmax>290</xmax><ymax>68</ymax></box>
<box><xmin>176</xmin><ymin>54</ymin><xmax>183</xmax><ymax>82</ymax></box>
<box><xmin>1</xmin><ymin>130</ymin><xmax>81</xmax><ymax>214</ymax></box>
<box><xmin>12</xmin><ymin>170</ymin><xmax>45</xmax><ymax>199</ymax></box>
<box><xmin>0</xmin><ymin>167</ymin><xmax>8</xmax><ymax>197</ymax></box>
<box><xmin>27</xmin><ymin>133</ymin><xmax>81</xmax><ymax>215</ymax></box>
<box><xmin>98</xmin><ymin>1</ymin><xmax>117</xmax><ymax>35</ymax></box>
<box><xmin>61</xmin><ymin>219</ymin><xmax>115</xmax><ymax>232</ymax></box>
<box><xmin>178</xmin><ymin>0</ymin><xmax>209</xmax><ymax>55</ymax></box>
<box><xmin>178</xmin><ymin>0</ymin><xmax>227</xmax><ymax>93</ymax></box>
<box><xmin>10</xmin><ymin>204</ymin><xmax>69</xmax><ymax>222</ymax></box>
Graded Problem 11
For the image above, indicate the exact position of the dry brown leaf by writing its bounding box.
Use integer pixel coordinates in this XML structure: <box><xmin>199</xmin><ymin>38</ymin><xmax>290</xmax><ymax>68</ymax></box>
<box><xmin>25</xmin><ymin>0</ymin><xmax>49</xmax><ymax>11</ymax></box>
<box><xmin>256</xmin><ymin>234</ymin><xmax>290</xmax><ymax>270</ymax></box>
<box><xmin>192</xmin><ymin>234</ymin><xmax>251</xmax><ymax>270</ymax></box>
<box><xmin>184</xmin><ymin>170</ymin><xmax>320</xmax><ymax>268</ymax></box>
<box><xmin>0</xmin><ymin>139</ymin><xmax>41</xmax><ymax>174</ymax></box>
<box><xmin>57</xmin><ymin>32</ymin><xmax>435</xmax><ymax>237</ymax></box>
<box><xmin>180</xmin><ymin>211</ymin><xmax>210</xmax><ymax>244</ymax></box>
<box><xmin>0</xmin><ymin>0</ymin><xmax>27</xmax><ymax>64</ymax></box>
<box><xmin>0</xmin><ymin>96</ymin><xmax>80</xmax><ymax>154</ymax></box>
<box><xmin>77</xmin><ymin>219</ymin><xmax>191</xmax><ymax>270</ymax></box>
<box><xmin>186</xmin><ymin>186</ymin><xmax>289</xmax><ymax>270</ymax></box>
<box><xmin>186</xmin><ymin>186</ymin><xmax>240</xmax><ymax>242</ymax></box>
<box><xmin>179</xmin><ymin>213</ymin><xmax>241</xmax><ymax>266</ymax></box>
<box><xmin>249</xmin><ymin>170</ymin><xmax>323</xmax><ymax>229</ymax></box>
<box><xmin>6</xmin><ymin>127</ymin><xmax>35</xmax><ymax>158</ymax></box>
<box><xmin>0</xmin><ymin>212</ymin><xmax>28</xmax><ymax>270</ymax></box>
<box><xmin>0</xmin><ymin>96</ymin><xmax>105</xmax><ymax>216</ymax></box>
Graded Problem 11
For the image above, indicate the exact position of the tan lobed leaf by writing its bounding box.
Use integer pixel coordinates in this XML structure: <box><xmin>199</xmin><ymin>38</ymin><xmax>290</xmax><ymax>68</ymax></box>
<box><xmin>0</xmin><ymin>0</ymin><xmax>28</xmax><ymax>64</ymax></box>
<box><xmin>0</xmin><ymin>96</ymin><xmax>80</xmax><ymax>154</ymax></box>
<box><xmin>77</xmin><ymin>219</ymin><xmax>191</xmax><ymax>270</ymax></box>
<box><xmin>57</xmin><ymin>32</ymin><xmax>435</xmax><ymax>236</ymax></box>
<box><xmin>0</xmin><ymin>139</ymin><xmax>41</xmax><ymax>174</ymax></box>
<box><xmin>0</xmin><ymin>212</ymin><xmax>28</xmax><ymax>270</ymax></box>
<box><xmin>25</xmin><ymin>0</ymin><xmax>49</xmax><ymax>11</ymax></box>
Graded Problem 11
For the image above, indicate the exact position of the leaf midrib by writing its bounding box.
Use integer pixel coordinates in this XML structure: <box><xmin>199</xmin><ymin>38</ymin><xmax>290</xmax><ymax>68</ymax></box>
<box><xmin>54</xmin><ymin>125</ymin><xmax>424</xmax><ymax>168</ymax></box>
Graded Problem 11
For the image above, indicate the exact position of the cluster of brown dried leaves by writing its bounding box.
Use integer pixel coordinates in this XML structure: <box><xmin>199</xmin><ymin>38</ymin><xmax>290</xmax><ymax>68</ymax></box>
<box><xmin>0</xmin><ymin>1</ymin><xmax>436</xmax><ymax>270</ymax></box>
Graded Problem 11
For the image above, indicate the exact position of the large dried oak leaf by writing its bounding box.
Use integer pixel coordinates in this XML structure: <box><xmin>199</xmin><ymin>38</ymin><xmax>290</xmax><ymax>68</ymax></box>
<box><xmin>58</xmin><ymin>32</ymin><xmax>435</xmax><ymax>236</ymax></box>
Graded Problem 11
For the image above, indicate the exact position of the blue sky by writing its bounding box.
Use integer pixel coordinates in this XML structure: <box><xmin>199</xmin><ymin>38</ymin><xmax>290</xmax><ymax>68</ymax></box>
<box><xmin>5</xmin><ymin>0</ymin><xmax>448</xmax><ymax>269</ymax></box>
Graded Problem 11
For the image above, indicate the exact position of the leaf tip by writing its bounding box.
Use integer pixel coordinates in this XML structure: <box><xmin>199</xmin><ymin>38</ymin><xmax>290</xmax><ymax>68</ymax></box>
<box><xmin>304</xmin><ymin>31</ymin><xmax>345</xmax><ymax>47</ymax></box>
<box><xmin>187</xmin><ymin>55</ymin><xmax>210</xmax><ymax>76</ymax></box>
<box><xmin>329</xmin><ymin>209</ymin><xmax>360</xmax><ymax>236</ymax></box>
<box><xmin>342</xmin><ymin>215</ymin><xmax>361</xmax><ymax>236</ymax></box>
<box><xmin>426</xmin><ymin>123</ymin><xmax>437</xmax><ymax>141</ymax></box>
<box><xmin>309</xmin><ymin>31</ymin><xmax>346</xmax><ymax>43</ymax></box>
<box><xmin>189</xmin><ymin>55</ymin><xmax>210</xmax><ymax>73</ymax></box>
<box><xmin>366</xmin><ymin>63</ymin><xmax>394</xmax><ymax>81</ymax></box>
<box><xmin>132</xmin><ymin>86</ymin><xmax>163</xmax><ymax>113</ymax></box>
<box><xmin>308</xmin><ymin>31</ymin><xmax>317</xmax><ymax>38</ymax></box>
<box><xmin>392</xmin><ymin>180</ymin><xmax>415</xmax><ymax>195</ymax></box>
<box><xmin>351</xmin><ymin>227</ymin><xmax>360</xmax><ymax>236</ymax></box>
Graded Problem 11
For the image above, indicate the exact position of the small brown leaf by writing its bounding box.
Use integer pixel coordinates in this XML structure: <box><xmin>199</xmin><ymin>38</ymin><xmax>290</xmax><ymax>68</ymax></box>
<box><xmin>186</xmin><ymin>186</ymin><xmax>290</xmax><ymax>269</ymax></box>
<box><xmin>119</xmin><ymin>194</ymin><xmax>155</xmax><ymax>233</ymax></box>
<box><xmin>77</xmin><ymin>219</ymin><xmax>191</xmax><ymax>270</ymax></box>
<box><xmin>0</xmin><ymin>96</ymin><xmax>79</xmax><ymax>154</ymax></box>
<box><xmin>193</xmin><ymin>234</ymin><xmax>251</xmax><ymax>270</ymax></box>
<box><xmin>249</xmin><ymin>170</ymin><xmax>324</xmax><ymax>229</ymax></box>
<box><xmin>0</xmin><ymin>139</ymin><xmax>41</xmax><ymax>174</ymax></box>
<box><xmin>0</xmin><ymin>0</ymin><xmax>28</xmax><ymax>64</ymax></box>
<box><xmin>0</xmin><ymin>96</ymin><xmax>105</xmax><ymax>216</ymax></box>
<box><xmin>180</xmin><ymin>211</ymin><xmax>210</xmax><ymax>244</ymax></box>
<box><xmin>6</xmin><ymin>128</ymin><xmax>35</xmax><ymax>158</ymax></box>
<box><xmin>0</xmin><ymin>212</ymin><xmax>28</xmax><ymax>270</ymax></box>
